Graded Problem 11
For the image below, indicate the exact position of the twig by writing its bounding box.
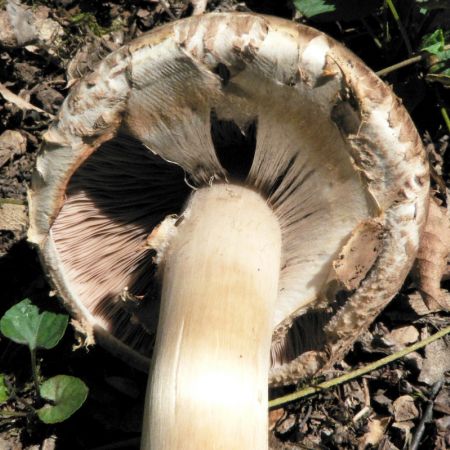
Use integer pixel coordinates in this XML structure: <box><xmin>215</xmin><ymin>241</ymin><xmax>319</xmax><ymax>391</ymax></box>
<box><xmin>159</xmin><ymin>0</ymin><xmax>177</xmax><ymax>20</ymax></box>
<box><xmin>376</xmin><ymin>44</ymin><xmax>450</xmax><ymax>76</ymax></box>
<box><xmin>352</xmin><ymin>405</ymin><xmax>371</xmax><ymax>423</ymax></box>
<box><xmin>269</xmin><ymin>325</ymin><xmax>450</xmax><ymax>409</ymax></box>
<box><xmin>0</xmin><ymin>83</ymin><xmax>55</xmax><ymax>118</ymax></box>
<box><xmin>409</xmin><ymin>380</ymin><xmax>443</xmax><ymax>450</ymax></box>
<box><xmin>298</xmin><ymin>404</ymin><xmax>312</xmax><ymax>431</ymax></box>
<box><xmin>376</xmin><ymin>54</ymin><xmax>423</xmax><ymax>76</ymax></box>
<box><xmin>386</xmin><ymin>0</ymin><xmax>413</xmax><ymax>55</ymax></box>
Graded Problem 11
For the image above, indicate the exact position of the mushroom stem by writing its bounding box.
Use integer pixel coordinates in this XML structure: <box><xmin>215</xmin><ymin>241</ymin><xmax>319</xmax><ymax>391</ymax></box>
<box><xmin>141</xmin><ymin>183</ymin><xmax>282</xmax><ymax>449</ymax></box>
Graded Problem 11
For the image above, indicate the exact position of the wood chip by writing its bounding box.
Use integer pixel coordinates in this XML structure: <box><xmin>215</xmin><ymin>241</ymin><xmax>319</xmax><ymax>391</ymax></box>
<box><xmin>418</xmin><ymin>329</ymin><xmax>450</xmax><ymax>385</ymax></box>
<box><xmin>392</xmin><ymin>395</ymin><xmax>419</xmax><ymax>422</ymax></box>
<box><xmin>387</xmin><ymin>325</ymin><xmax>419</xmax><ymax>348</ymax></box>
<box><xmin>434</xmin><ymin>388</ymin><xmax>450</xmax><ymax>414</ymax></box>
<box><xmin>0</xmin><ymin>201</ymin><xmax>27</xmax><ymax>231</ymax></box>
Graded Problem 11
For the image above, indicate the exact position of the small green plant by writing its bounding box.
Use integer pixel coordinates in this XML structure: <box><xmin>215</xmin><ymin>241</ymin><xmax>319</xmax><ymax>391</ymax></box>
<box><xmin>0</xmin><ymin>299</ymin><xmax>88</xmax><ymax>424</ymax></box>
<box><xmin>70</xmin><ymin>11</ymin><xmax>123</xmax><ymax>37</ymax></box>
<box><xmin>421</xmin><ymin>28</ymin><xmax>450</xmax><ymax>85</ymax></box>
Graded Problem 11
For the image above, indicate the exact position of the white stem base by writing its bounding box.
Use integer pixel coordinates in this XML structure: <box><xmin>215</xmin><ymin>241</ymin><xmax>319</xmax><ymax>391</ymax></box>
<box><xmin>141</xmin><ymin>183</ymin><xmax>281</xmax><ymax>450</ymax></box>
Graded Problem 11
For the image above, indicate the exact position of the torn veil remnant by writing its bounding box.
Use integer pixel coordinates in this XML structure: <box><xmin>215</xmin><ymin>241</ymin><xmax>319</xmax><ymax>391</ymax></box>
<box><xmin>28</xmin><ymin>13</ymin><xmax>429</xmax><ymax>450</ymax></box>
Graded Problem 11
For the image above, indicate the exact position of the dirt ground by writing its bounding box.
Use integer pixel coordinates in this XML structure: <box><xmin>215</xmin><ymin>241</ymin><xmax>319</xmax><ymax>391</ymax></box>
<box><xmin>0</xmin><ymin>1</ymin><xmax>450</xmax><ymax>449</ymax></box>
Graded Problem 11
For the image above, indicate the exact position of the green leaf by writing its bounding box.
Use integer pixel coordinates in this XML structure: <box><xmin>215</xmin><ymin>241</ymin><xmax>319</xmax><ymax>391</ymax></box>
<box><xmin>37</xmin><ymin>375</ymin><xmax>88</xmax><ymax>424</ymax></box>
<box><xmin>0</xmin><ymin>299</ymin><xmax>69</xmax><ymax>350</ymax></box>
<box><xmin>0</xmin><ymin>375</ymin><xmax>9</xmax><ymax>403</ymax></box>
<box><xmin>421</xmin><ymin>29</ymin><xmax>450</xmax><ymax>83</ymax></box>
<box><xmin>35</xmin><ymin>310</ymin><xmax>69</xmax><ymax>350</ymax></box>
<box><xmin>294</xmin><ymin>0</ymin><xmax>336</xmax><ymax>18</ymax></box>
<box><xmin>421</xmin><ymin>29</ymin><xmax>445</xmax><ymax>55</ymax></box>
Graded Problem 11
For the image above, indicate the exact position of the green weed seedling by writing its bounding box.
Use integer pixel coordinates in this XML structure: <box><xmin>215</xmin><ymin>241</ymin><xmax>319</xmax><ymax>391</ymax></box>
<box><xmin>0</xmin><ymin>299</ymin><xmax>88</xmax><ymax>424</ymax></box>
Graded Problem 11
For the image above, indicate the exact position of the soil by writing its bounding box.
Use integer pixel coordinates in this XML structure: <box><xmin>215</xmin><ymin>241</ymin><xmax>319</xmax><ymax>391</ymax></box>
<box><xmin>0</xmin><ymin>1</ymin><xmax>449</xmax><ymax>449</ymax></box>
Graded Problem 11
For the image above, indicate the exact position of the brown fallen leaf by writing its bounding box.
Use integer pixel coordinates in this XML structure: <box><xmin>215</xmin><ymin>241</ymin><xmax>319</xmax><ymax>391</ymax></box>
<box><xmin>268</xmin><ymin>407</ymin><xmax>285</xmax><ymax>431</ymax></box>
<box><xmin>412</xmin><ymin>197</ymin><xmax>450</xmax><ymax>311</ymax></box>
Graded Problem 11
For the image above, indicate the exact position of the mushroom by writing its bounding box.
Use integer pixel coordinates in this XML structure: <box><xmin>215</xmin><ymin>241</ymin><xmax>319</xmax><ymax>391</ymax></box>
<box><xmin>28</xmin><ymin>12</ymin><xmax>429</xmax><ymax>449</ymax></box>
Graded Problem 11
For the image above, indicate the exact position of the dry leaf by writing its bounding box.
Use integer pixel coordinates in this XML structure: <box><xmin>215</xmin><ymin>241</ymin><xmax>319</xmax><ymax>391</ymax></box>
<box><xmin>358</xmin><ymin>416</ymin><xmax>390</xmax><ymax>449</ymax></box>
<box><xmin>333</xmin><ymin>219</ymin><xmax>384</xmax><ymax>290</ymax></box>
<box><xmin>275</xmin><ymin>413</ymin><xmax>297</xmax><ymax>434</ymax></box>
<box><xmin>412</xmin><ymin>197</ymin><xmax>450</xmax><ymax>311</ymax></box>
<box><xmin>269</xmin><ymin>408</ymin><xmax>285</xmax><ymax>431</ymax></box>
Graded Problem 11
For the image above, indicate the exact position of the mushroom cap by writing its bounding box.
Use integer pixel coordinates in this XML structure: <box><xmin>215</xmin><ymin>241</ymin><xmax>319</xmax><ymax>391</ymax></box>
<box><xmin>28</xmin><ymin>13</ymin><xmax>429</xmax><ymax>373</ymax></box>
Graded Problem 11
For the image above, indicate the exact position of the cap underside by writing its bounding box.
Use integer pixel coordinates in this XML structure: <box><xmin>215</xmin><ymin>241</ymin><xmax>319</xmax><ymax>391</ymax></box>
<box><xmin>30</xmin><ymin>14</ymin><xmax>427</xmax><ymax>372</ymax></box>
